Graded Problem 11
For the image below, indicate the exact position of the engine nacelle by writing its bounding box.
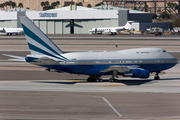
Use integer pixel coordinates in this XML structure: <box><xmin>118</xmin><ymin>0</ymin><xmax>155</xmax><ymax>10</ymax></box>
<box><xmin>139</xmin><ymin>70</ymin><xmax>150</xmax><ymax>78</ymax></box>
<box><xmin>124</xmin><ymin>69</ymin><xmax>141</xmax><ymax>77</ymax></box>
<box><xmin>123</xmin><ymin>69</ymin><xmax>150</xmax><ymax>78</ymax></box>
<box><xmin>131</xmin><ymin>69</ymin><xmax>142</xmax><ymax>77</ymax></box>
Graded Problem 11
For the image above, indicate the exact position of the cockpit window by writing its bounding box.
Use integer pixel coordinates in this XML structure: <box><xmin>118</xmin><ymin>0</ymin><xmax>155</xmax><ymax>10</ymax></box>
<box><xmin>163</xmin><ymin>50</ymin><xmax>166</xmax><ymax>52</ymax></box>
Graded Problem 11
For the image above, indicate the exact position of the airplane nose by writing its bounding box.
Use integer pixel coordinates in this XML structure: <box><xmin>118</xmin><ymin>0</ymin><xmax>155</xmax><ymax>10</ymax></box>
<box><xmin>171</xmin><ymin>56</ymin><xmax>178</xmax><ymax>67</ymax></box>
<box><xmin>168</xmin><ymin>52</ymin><xmax>178</xmax><ymax>64</ymax></box>
<box><xmin>175</xmin><ymin>57</ymin><xmax>178</xmax><ymax>64</ymax></box>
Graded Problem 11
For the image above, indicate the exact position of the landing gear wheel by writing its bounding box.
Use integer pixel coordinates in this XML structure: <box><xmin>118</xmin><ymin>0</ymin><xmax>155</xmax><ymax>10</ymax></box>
<box><xmin>109</xmin><ymin>78</ymin><xmax>113</xmax><ymax>82</ymax></box>
<box><xmin>87</xmin><ymin>77</ymin><xmax>92</xmax><ymax>82</ymax></box>
<box><xmin>99</xmin><ymin>78</ymin><xmax>103</xmax><ymax>82</ymax></box>
<box><xmin>109</xmin><ymin>78</ymin><xmax>118</xmax><ymax>82</ymax></box>
<box><xmin>109</xmin><ymin>70</ymin><xmax>118</xmax><ymax>82</ymax></box>
<box><xmin>154</xmin><ymin>76</ymin><xmax>160</xmax><ymax>80</ymax></box>
<box><xmin>87</xmin><ymin>75</ymin><xmax>103</xmax><ymax>82</ymax></box>
<box><xmin>96</xmin><ymin>79</ymin><xmax>100</xmax><ymax>82</ymax></box>
<box><xmin>154</xmin><ymin>72</ymin><xmax>160</xmax><ymax>80</ymax></box>
<box><xmin>114</xmin><ymin>79</ymin><xmax>118</xmax><ymax>82</ymax></box>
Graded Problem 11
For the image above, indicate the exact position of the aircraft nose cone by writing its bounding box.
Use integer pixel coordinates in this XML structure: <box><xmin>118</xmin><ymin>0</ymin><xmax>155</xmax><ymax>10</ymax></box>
<box><xmin>171</xmin><ymin>57</ymin><xmax>178</xmax><ymax>68</ymax></box>
<box><xmin>175</xmin><ymin>57</ymin><xmax>178</xmax><ymax>64</ymax></box>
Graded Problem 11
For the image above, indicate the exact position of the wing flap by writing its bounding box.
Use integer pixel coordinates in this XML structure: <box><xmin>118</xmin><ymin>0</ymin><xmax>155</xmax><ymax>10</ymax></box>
<box><xmin>101</xmin><ymin>66</ymin><xmax>130</xmax><ymax>73</ymax></box>
<box><xmin>34</xmin><ymin>57</ymin><xmax>59</xmax><ymax>65</ymax></box>
<box><xmin>100</xmin><ymin>65</ymin><xmax>140</xmax><ymax>73</ymax></box>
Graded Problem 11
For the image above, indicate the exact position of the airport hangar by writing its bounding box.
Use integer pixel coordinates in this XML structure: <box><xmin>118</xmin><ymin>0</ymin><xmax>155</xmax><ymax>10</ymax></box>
<box><xmin>0</xmin><ymin>5</ymin><xmax>172</xmax><ymax>34</ymax></box>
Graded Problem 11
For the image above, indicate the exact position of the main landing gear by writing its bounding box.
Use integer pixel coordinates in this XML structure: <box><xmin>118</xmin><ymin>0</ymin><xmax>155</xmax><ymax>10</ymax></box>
<box><xmin>109</xmin><ymin>70</ymin><xmax>118</xmax><ymax>82</ymax></box>
<box><xmin>87</xmin><ymin>75</ymin><xmax>103</xmax><ymax>82</ymax></box>
<box><xmin>111</xmin><ymin>32</ymin><xmax>117</xmax><ymax>35</ymax></box>
<box><xmin>86</xmin><ymin>75</ymin><xmax>118</xmax><ymax>82</ymax></box>
<box><xmin>154</xmin><ymin>72</ymin><xmax>160</xmax><ymax>80</ymax></box>
<box><xmin>109</xmin><ymin>76</ymin><xmax>118</xmax><ymax>82</ymax></box>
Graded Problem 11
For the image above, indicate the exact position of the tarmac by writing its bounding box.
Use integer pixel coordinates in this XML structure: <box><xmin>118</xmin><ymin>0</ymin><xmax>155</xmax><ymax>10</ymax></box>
<box><xmin>0</xmin><ymin>34</ymin><xmax>180</xmax><ymax>120</ymax></box>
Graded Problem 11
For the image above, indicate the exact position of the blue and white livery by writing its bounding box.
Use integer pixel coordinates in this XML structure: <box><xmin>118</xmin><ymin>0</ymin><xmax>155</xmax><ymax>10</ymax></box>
<box><xmin>20</xmin><ymin>16</ymin><xmax>178</xmax><ymax>82</ymax></box>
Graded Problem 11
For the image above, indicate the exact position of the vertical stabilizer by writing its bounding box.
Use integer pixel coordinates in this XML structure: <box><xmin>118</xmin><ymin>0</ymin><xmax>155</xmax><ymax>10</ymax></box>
<box><xmin>124</xmin><ymin>21</ymin><xmax>133</xmax><ymax>30</ymax></box>
<box><xmin>19</xmin><ymin>16</ymin><xmax>63</xmax><ymax>56</ymax></box>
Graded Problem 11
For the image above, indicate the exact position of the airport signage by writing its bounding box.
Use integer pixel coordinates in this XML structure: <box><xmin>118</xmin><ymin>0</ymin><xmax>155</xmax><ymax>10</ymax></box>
<box><xmin>39</xmin><ymin>12</ymin><xmax>57</xmax><ymax>17</ymax></box>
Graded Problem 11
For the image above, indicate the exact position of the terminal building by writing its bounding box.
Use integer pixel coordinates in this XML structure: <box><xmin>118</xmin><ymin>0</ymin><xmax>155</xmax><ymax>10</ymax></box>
<box><xmin>0</xmin><ymin>5</ymin><xmax>172</xmax><ymax>34</ymax></box>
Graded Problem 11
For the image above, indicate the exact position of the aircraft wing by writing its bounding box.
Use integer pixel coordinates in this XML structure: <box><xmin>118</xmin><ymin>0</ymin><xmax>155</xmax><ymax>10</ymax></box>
<box><xmin>2</xmin><ymin>54</ymin><xmax>25</xmax><ymax>61</ymax></box>
<box><xmin>110</xmin><ymin>28</ymin><xmax>117</xmax><ymax>33</ymax></box>
<box><xmin>116</xmin><ymin>27</ymin><xmax>126</xmax><ymax>32</ymax></box>
<box><xmin>100</xmin><ymin>65</ymin><xmax>140</xmax><ymax>73</ymax></box>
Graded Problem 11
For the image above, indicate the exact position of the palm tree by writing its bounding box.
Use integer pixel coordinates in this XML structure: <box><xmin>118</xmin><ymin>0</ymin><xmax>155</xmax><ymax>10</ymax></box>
<box><xmin>175</xmin><ymin>4</ymin><xmax>180</xmax><ymax>16</ymax></box>
<box><xmin>12</xmin><ymin>2</ymin><xmax>16</xmax><ymax>8</ymax></box>
<box><xmin>87</xmin><ymin>4</ymin><xmax>92</xmax><ymax>8</ymax></box>
<box><xmin>76</xmin><ymin>2</ymin><xmax>83</xmax><ymax>6</ymax></box>
<box><xmin>51</xmin><ymin>2</ymin><xmax>57</xmax><ymax>8</ymax></box>
<box><xmin>9</xmin><ymin>1</ymin><xmax>12</xmax><ymax>9</ymax></box>
<box><xmin>18</xmin><ymin>3</ymin><xmax>23</xmax><ymax>8</ymax></box>
<box><xmin>41</xmin><ymin>1</ymin><xmax>45</xmax><ymax>8</ymax></box>
<box><xmin>4</xmin><ymin>1</ymin><xmax>9</xmax><ymax>10</ymax></box>
<box><xmin>56</xmin><ymin>1</ymin><xmax>60</xmax><ymax>8</ymax></box>
<box><xmin>95</xmin><ymin>2</ymin><xmax>103</xmax><ymax>7</ymax></box>
<box><xmin>45</xmin><ymin>1</ymin><xmax>49</xmax><ymax>7</ymax></box>
<box><xmin>0</xmin><ymin>4</ymin><xmax>3</xmax><ymax>10</ymax></box>
<box><xmin>2</xmin><ymin>3</ymin><xmax>5</xmax><ymax>10</ymax></box>
<box><xmin>144</xmin><ymin>4</ymin><xmax>148</xmax><ymax>12</ymax></box>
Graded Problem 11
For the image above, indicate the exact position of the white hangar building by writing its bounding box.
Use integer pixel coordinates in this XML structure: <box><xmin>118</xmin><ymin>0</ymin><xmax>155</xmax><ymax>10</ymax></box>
<box><xmin>0</xmin><ymin>5</ymin><xmax>172</xmax><ymax>34</ymax></box>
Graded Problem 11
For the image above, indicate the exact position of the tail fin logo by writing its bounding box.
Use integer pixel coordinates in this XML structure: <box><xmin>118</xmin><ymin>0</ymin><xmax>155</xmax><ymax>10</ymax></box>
<box><xmin>20</xmin><ymin>16</ymin><xmax>68</xmax><ymax>61</ymax></box>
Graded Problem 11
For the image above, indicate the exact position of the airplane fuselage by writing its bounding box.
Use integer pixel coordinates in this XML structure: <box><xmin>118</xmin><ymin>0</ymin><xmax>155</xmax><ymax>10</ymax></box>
<box><xmin>0</xmin><ymin>28</ymin><xmax>24</xmax><ymax>35</ymax></box>
<box><xmin>89</xmin><ymin>27</ymin><xmax>126</xmax><ymax>35</ymax></box>
<box><xmin>88</xmin><ymin>21</ymin><xmax>132</xmax><ymax>35</ymax></box>
<box><xmin>19</xmin><ymin>16</ymin><xmax>177</xmax><ymax>81</ymax></box>
<box><xmin>26</xmin><ymin>48</ymin><xmax>178</xmax><ymax>76</ymax></box>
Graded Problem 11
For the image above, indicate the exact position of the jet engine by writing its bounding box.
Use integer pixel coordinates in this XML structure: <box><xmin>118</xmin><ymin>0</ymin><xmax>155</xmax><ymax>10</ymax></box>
<box><xmin>139</xmin><ymin>70</ymin><xmax>150</xmax><ymax>78</ymax></box>
<box><xmin>123</xmin><ymin>69</ymin><xmax>150</xmax><ymax>78</ymax></box>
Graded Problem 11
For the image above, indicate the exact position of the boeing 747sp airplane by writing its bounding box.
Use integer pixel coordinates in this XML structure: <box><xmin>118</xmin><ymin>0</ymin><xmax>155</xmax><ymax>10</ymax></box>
<box><xmin>10</xmin><ymin>16</ymin><xmax>177</xmax><ymax>82</ymax></box>
<box><xmin>0</xmin><ymin>27</ymin><xmax>24</xmax><ymax>35</ymax></box>
<box><xmin>88</xmin><ymin>21</ymin><xmax>133</xmax><ymax>35</ymax></box>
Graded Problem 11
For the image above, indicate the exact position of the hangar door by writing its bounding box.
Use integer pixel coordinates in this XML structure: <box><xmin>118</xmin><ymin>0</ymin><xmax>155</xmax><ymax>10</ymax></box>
<box><xmin>47</xmin><ymin>21</ymin><xmax>54</xmax><ymax>34</ymax></box>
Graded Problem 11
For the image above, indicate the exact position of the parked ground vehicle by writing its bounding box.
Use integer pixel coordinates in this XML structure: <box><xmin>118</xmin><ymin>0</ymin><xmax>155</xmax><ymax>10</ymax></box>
<box><xmin>155</xmin><ymin>31</ymin><xmax>163</xmax><ymax>36</ymax></box>
<box><xmin>170</xmin><ymin>27</ymin><xmax>180</xmax><ymax>35</ymax></box>
<box><xmin>146</xmin><ymin>27</ymin><xmax>164</xmax><ymax>36</ymax></box>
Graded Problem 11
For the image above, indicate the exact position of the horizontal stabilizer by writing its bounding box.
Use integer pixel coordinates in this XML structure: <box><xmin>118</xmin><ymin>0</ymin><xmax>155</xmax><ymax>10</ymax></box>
<box><xmin>2</xmin><ymin>54</ymin><xmax>25</xmax><ymax>62</ymax></box>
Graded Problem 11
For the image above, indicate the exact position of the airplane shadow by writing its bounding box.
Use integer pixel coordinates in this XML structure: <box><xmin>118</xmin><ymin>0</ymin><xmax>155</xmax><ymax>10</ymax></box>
<box><xmin>32</xmin><ymin>78</ymin><xmax>180</xmax><ymax>86</ymax></box>
<box><xmin>98</xmin><ymin>79</ymin><xmax>154</xmax><ymax>85</ymax></box>
<box><xmin>156</xmin><ymin>78</ymin><xmax>180</xmax><ymax>80</ymax></box>
<box><xmin>115</xmin><ymin>80</ymin><xmax>153</xmax><ymax>85</ymax></box>
<box><xmin>32</xmin><ymin>81</ymin><xmax>81</xmax><ymax>85</ymax></box>
<box><xmin>32</xmin><ymin>79</ymin><xmax>151</xmax><ymax>86</ymax></box>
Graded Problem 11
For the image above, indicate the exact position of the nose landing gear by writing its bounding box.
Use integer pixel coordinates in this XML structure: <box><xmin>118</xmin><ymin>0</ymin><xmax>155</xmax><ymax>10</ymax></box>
<box><xmin>154</xmin><ymin>72</ymin><xmax>160</xmax><ymax>80</ymax></box>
